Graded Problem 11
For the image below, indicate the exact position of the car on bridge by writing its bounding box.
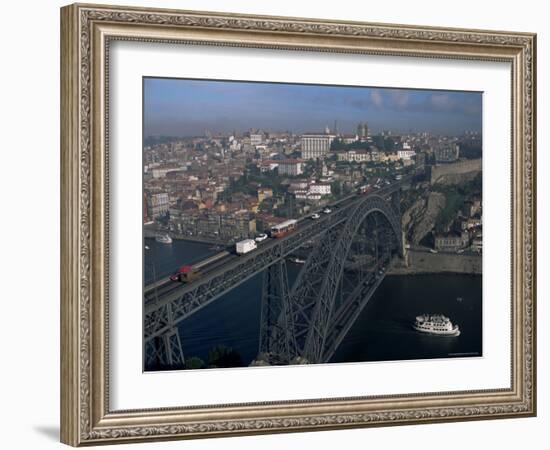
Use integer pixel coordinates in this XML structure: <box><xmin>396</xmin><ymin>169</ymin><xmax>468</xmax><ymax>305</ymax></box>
<box><xmin>255</xmin><ymin>233</ymin><xmax>268</xmax><ymax>242</ymax></box>
<box><xmin>357</xmin><ymin>184</ymin><xmax>372</xmax><ymax>194</ymax></box>
<box><xmin>169</xmin><ymin>250</ymin><xmax>231</xmax><ymax>283</ymax></box>
<box><xmin>322</xmin><ymin>207</ymin><xmax>332</xmax><ymax>214</ymax></box>
<box><xmin>311</xmin><ymin>213</ymin><xmax>320</xmax><ymax>220</ymax></box>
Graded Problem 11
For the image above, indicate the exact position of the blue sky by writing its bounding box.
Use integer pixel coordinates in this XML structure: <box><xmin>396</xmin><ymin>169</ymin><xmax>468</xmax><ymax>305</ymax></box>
<box><xmin>144</xmin><ymin>78</ymin><xmax>482</xmax><ymax>137</ymax></box>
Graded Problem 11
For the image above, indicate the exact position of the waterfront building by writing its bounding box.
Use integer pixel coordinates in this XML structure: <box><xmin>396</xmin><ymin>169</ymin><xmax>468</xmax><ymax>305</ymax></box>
<box><xmin>146</xmin><ymin>192</ymin><xmax>170</xmax><ymax>218</ymax></box>
<box><xmin>434</xmin><ymin>231</ymin><xmax>469</xmax><ymax>252</ymax></box>
<box><xmin>169</xmin><ymin>210</ymin><xmax>256</xmax><ymax>242</ymax></box>
<box><xmin>472</xmin><ymin>233</ymin><xmax>483</xmax><ymax>253</ymax></box>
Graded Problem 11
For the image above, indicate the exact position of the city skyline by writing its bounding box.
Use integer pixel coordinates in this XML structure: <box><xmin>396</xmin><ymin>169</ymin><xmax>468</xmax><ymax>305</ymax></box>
<box><xmin>144</xmin><ymin>78</ymin><xmax>482</xmax><ymax>137</ymax></box>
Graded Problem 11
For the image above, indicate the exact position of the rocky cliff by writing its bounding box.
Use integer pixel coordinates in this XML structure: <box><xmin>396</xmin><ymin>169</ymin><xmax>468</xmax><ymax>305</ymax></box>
<box><xmin>402</xmin><ymin>191</ymin><xmax>446</xmax><ymax>244</ymax></box>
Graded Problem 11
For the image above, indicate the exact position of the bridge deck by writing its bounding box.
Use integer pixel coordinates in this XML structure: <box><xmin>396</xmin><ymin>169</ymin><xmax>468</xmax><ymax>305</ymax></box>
<box><xmin>143</xmin><ymin>177</ymin><xmax>410</xmax><ymax>341</ymax></box>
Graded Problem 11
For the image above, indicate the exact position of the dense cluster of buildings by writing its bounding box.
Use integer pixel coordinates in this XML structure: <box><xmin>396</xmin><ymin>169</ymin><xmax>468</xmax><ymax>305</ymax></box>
<box><xmin>143</xmin><ymin>123</ymin><xmax>480</xmax><ymax>244</ymax></box>
<box><xmin>434</xmin><ymin>196</ymin><xmax>482</xmax><ymax>253</ymax></box>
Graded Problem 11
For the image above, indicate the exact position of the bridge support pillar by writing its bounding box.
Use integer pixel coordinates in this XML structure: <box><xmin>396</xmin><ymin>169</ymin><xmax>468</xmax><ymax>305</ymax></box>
<box><xmin>390</xmin><ymin>190</ymin><xmax>405</xmax><ymax>258</ymax></box>
<box><xmin>145</xmin><ymin>328</ymin><xmax>185</xmax><ymax>370</ymax></box>
<box><xmin>144</xmin><ymin>303</ymin><xmax>185</xmax><ymax>370</ymax></box>
<box><xmin>258</xmin><ymin>260</ymin><xmax>296</xmax><ymax>364</ymax></box>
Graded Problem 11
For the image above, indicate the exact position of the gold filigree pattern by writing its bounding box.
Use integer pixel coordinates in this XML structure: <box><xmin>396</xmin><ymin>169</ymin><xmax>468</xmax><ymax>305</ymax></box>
<box><xmin>65</xmin><ymin>4</ymin><xmax>535</xmax><ymax>445</ymax></box>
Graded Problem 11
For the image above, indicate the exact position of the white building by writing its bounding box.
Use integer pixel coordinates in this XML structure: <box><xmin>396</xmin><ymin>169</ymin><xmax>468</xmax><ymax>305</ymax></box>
<box><xmin>301</xmin><ymin>134</ymin><xmax>335</xmax><ymax>160</ymax></box>
<box><xmin>309</xmin><ymin>183</ymin><xmax>331</xmax><ymax>195</ymax></box>
<box><xmin>289</xmin><ymin>180</ymin><xmax>309</xmax><ymax>191</ymax></box>
<box><xmin>259</xmin><ymin>160</ymin><xmax>279</xmax><ymax>172</ymax></box>
<box><xmin>229</xmin><ymin>141</ymin><xmax>241</xmax><ymax>152</ymax></box>
<box><xmin>336</xmin><ymin>150</ymin><xmax>371</xmax><ymax>162</ymax></box>
<box><xmin>341</xmin><ymin>134</ymin><xmax>359</xmax><ymax>144</ymax></box>
<box><xmin>291</xmin><ymin>181</ymin><xmax>331</xmax><ymax>201</ymax></box>
<box><xmin>146</xmin><ymin>192</ymin><xmax>170</xmax><ymax>218</ymax></box>
<box><xmin>277</xmin><ymin>159</ymin><xmax>304</xmax><ymax>176</ymax></box>
<box><xmin>397</xmin><ymin>149</ymin><xmax>416</xmax><ymax>160</ymax></box>
<box><xmin>151</xmin><ymin>165</ymin><xmax>183</xmax><ymax>178</ymax></box>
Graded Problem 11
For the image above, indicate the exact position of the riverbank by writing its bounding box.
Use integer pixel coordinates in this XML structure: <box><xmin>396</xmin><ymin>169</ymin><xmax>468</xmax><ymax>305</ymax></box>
<box><xmin>389</xmin><ymin>249</ymin><xmax>482</xmax><ymax>275</ymax></box>
<box><xmin>144</xmin><ymin>229</ymin><xmax>226</xmax><ymax>246</ymax></box>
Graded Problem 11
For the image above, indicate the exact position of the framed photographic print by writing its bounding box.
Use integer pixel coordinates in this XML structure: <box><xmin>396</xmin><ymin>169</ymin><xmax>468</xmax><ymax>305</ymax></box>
<box><xmin>60</xmin><ymin>3</ymin><xmax>537</xmax><ymax>446</ymax></box>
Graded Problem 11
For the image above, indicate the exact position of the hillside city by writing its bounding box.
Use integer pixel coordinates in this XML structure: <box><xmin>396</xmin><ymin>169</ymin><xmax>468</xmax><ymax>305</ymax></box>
<box><xmin>144</xmin><ymin>123</ymin><xmax>482</xmax><ymax>257</ymax></box>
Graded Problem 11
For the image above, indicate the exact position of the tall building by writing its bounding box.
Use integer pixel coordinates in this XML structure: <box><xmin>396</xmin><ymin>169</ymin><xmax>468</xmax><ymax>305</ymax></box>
<box><xmin>357</xmin><ymin>122</ymin><xmax>369</xmax><ymax>139</ymax></box>
<box><xmin>301</xmin><ymin>134</ymin><xmax>335</xmax><ymax>160</ymax></box>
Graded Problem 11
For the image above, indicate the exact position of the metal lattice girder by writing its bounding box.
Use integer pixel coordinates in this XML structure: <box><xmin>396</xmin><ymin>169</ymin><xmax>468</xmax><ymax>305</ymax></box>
<box><xmin>301</xmin><ymin>195</ymin><xmax>402</xmax><ymax>363</ymax></box>
<box><xmin>143</xmin><ymin>193</ymin><xmax>363</xmax><ymax>341</ymax></box>
<box><xmin>144</xmin><ymin>180</ymin><xmax>408</xmax><ymax>348</ymax></box>
<box><xmin>322</xmin><ymin>255</ymin><xmax>396</xmax><ymax>363</ymax></box>
<box><xmin>144</xmin><ymin>327</ymin><xmax>185</xmax><ymax>369</ymax></box>
<box><xmin>258</xmin><ymin>260</ymin><xmax>296</xmax><ymax>363</ymax></box>
<box><xmin>285</xmin><ymin>224</ymin><xmax>343</xmax><ymax>354</ymax></box>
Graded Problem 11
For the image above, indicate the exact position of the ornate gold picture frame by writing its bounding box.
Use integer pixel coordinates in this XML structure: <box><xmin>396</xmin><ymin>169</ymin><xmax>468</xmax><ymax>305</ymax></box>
<box><xmin>60</xmin><ymin>3</ymin><xmax>536</xmax><ymax>446</ymax></box>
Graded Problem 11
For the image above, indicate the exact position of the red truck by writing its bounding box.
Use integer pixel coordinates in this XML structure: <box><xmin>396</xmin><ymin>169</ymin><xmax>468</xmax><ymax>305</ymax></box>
<box><xmin>170</xmin><ymin>250</ymin><xmax>230</xmax><ymax>283</ymax></box>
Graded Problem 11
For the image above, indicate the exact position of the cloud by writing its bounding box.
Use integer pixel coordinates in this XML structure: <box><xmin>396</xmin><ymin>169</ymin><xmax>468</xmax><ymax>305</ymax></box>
<box><xmin>350</xmin><ymin>89</ymin><xmax>411</xmax><ymax>111</ymax></box>
<box><xmin>389</xmin><ymin>90</ymin><xmax>410</xmax><ymax>109</ymax></box>
<box><xmin>370</xmin><ymin>90</ymin><xmax>384</xmax><ymax>107</ymax></box>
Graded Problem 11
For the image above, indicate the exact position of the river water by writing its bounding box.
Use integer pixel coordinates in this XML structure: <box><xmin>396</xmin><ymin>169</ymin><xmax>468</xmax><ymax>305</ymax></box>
<box><xmin>145</xmin><ymin>238</ymin><xmax>482</xmax><ymax>367</ymax></box>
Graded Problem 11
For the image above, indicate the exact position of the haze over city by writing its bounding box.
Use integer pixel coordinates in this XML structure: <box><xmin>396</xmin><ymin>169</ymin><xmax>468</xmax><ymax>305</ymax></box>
<box><xmin>143</xmin><ymin>75</ymin><xmax>483</xmax><ymax>372</ymax></box>
<box><xmin>144</xmin><ymin>78</ymin><xmax>482</xmax><ymax>137</ymax></box>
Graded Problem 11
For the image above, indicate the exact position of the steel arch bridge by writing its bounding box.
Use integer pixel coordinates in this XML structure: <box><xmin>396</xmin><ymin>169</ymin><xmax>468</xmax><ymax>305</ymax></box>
<box><xmin>144</xmin><ymin>191</ymin><xmax>404</xmax><ymax>370</ymax></box>
<box><xmin>258</xmin><ymin>194</ymin><xmax>403</xmax><ymax>365</ymax></box>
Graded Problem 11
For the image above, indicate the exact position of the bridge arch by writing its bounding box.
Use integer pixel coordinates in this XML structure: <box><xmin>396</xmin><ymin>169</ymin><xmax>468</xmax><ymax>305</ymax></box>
<box><xmin>276</xmin><ymin>194</ymin><xmax>403</xmax><ymax>364</ymax></box>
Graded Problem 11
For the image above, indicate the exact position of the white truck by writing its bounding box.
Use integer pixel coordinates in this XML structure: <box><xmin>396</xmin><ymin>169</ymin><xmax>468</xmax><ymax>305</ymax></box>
<box><xmin>235</xmin><ymin>239</ymin><xmax>257</xmax><ymax>255</ymax></box>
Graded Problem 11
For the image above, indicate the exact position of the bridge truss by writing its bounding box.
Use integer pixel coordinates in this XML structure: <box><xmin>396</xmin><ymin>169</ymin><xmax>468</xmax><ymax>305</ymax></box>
<box><xmin>144</xmin><ymin>191</ymin><xmax>403</xmax><ymax>370</ymax></box>
<box><xmin>258</xmin><ymin>194</ymin><xmax>402</xmax><ymax>365</ymax></box>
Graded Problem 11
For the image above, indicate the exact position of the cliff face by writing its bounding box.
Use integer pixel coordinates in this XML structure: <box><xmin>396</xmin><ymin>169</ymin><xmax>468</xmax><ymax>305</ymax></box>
<box><xmin>402</xmin><ymin>191</ymin><xmax>446</xmax><ymax>244</ymax></box>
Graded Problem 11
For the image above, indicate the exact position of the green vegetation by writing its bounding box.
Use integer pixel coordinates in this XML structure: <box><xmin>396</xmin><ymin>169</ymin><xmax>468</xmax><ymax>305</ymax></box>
<box><xmin>432</xmin><ymin>173</ymin><xmax>482</xmax><ymax>233</ymax></box>
<box><xmin>184</xmin><ymin>356</ymin><xmax>205</xmax><ymax>370</ymax></box>
<box><xmin>207</xmin><ymin>345</ymin><xmax>244</xmax><ymax>368</ymax></box>
<box><xmin>223</xmin><ymin>167</ymin><xmax>286</xmax><ymax>199</ymax></box>
<box><xmin>371</xmin><ymin>135</ymin><xmax>397</xmax><ymax>152</ymax></box>
<box><xmin>435</xmin><ymin>189</ymin><xmax>464</xmax><ymax>233</ymax></box>
<box><xmin>401</xmin><ymin>185</ymin><xmax>427</xmax><ymax>212</ymax></box>
<box><xmin>459</xmin><ymin>142</ymin><xmax>483</xmax><ymax>160</ymax></box>
<box><xmin>331</xmin><ymin>181</ymin><xmax>342</xmax><ymax>197</ymax></box>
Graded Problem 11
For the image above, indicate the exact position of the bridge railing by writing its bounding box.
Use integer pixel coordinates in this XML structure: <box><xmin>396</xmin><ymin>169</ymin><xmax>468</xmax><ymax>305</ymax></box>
<box><xmin>143</xmin><ymin>178</ymin><xmax>410</xmax><ymax>342</ymax></box>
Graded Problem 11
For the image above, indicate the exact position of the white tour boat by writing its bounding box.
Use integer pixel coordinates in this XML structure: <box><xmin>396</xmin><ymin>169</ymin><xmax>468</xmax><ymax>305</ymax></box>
<box><xmin>413</xmin><ymin>314</ymin><xmax>460</xmax><ymax>336</ymax></box>
<box><xmin>155</xmin><ymin>234</ymin><xmax>172</xmax><ymax>244</ymax></box>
